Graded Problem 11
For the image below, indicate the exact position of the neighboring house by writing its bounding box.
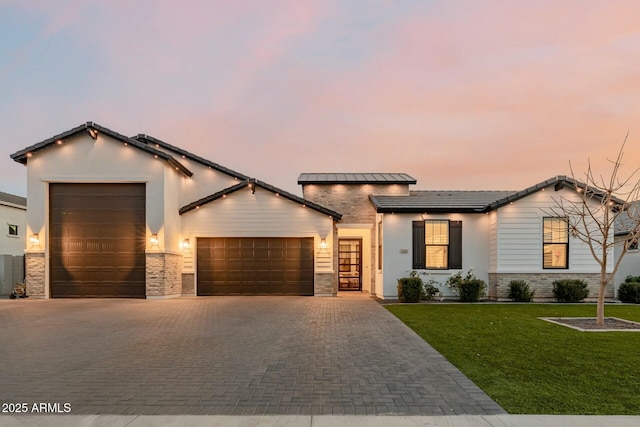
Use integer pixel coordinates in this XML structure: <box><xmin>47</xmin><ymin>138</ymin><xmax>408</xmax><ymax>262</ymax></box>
<box><xmin>301</xmin><ymin>175</ymin><xmax>616</xmax><ymax>301</ymax></box>
<box><xmin>10</xmin><ymin>121</ymin><xmax>619</xmax><ymax>300</ymax></box>
<box><xmin>0</xmin><ymin>191</ymin><xmax>26</xmax><ymax>295</ymax></box>
<box><xmin>614</xmin><ymin>201</ymin><xmax>640</xmax><ymax>295</ymax></box>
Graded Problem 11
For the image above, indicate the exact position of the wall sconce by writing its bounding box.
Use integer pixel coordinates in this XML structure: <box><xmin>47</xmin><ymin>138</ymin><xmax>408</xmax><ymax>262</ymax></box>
<box><xmin>181</xmin><ymin>238</ymin><xmax>190</xmax><ymax>249</ymax></box>
<box><xmin>29</xmin><ymin>234</ymin><xmax>39</xmax><ymax>245</ymax></box>
<box><xmin>150</xmin><ymin>234</ymin><xmax>159</xmax><ymax>245</ymax></box>
<box><xmin>320</xmin><ymin>238</ymin><xmax>327</xmax><ymax>249</ymax></box>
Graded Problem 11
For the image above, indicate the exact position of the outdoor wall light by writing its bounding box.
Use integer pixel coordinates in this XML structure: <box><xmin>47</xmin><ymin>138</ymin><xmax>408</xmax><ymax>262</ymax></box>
<box><xmin>320</xmin><ymin>238</ymin><xmax>327</xmax><ymax>249</ymax></box>
<box><xmin>29</xmin><ymin>234</ymin><xmax>39</xmax><ymax>245</ymax></box>
<box><xmin>150</xmin><ymin>234</ymin><xmax>159</xmax><ymax>245</ymax></box>
<box><xmin>87</xmin><ymin>128</ymin><xmax>98</xmax><ymax>140</ymax></box>
<box><xmin>182</xmin><ymin>238</ymin><xmax>190</xmax><ymax>249</ymax></box>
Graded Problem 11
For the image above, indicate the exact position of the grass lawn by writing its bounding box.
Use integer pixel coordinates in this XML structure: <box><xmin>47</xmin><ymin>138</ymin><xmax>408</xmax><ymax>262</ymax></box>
<box><xmin>386</xmin><ymin>304</ymin><xmax>640</xmax><ymax>414</ymax></box>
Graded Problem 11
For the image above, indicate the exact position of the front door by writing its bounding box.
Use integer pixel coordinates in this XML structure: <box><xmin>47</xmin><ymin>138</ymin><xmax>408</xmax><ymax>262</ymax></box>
<box><xmin>339</xmin><ymin>239</ymin><xmax>362</xmax><ymax>291</ymax></box>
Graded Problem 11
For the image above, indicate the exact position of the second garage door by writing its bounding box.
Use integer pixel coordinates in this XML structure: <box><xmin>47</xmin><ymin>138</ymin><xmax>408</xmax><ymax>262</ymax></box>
<box><xmin>197</xmin><ymin>237</ymin><xmax>314</xmax><ymax>295</ymax></box>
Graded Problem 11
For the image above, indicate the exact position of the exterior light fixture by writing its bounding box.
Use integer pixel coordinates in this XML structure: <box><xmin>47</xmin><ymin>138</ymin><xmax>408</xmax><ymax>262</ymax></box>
<box><xmin>320</xmin><ymin>238</ymin><xmax>327</xmax><ymax>249</ymax></box>
<box><xmin>181</xmin><ymin>238</ymin><xmax>190</xmax><ymax>249</ymax></box>
<box><xmin>29</xmin><ymin>234</ymin><xmax>39</xmax><ymax>245</ymax></box>
<box><xmin>87</xmin><ymin>128</ymin><xmax>98</xmax><ymax>140</ymax></box>
<box><xmin>150</xmin><ymin>234</ymin><xmax>159</xmax><ymax>245</ymax></box>
<box><xmin>56</xmin><ymin>140</ymin><xmax>62</xmax><ymax>145</ymax></box>
<box><xmin>26</xmin><ymin>152</ymin><xmax>32</xmax><ymax>158</ymax></box>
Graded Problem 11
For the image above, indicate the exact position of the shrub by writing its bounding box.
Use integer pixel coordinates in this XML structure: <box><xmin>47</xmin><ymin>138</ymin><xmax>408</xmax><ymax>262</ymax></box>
<box><xmin>618</xmin><ymin>282</ymin><xmax>640</xmax><ymax>304</ymax></box>
<box><xmin>397</xmin><ymin>276</ymin><xmax>423</xmax><ymax>303</ymax></box>
<box><xmin>445</xmin><ymin>270</ymin><xmax>486</xmax><ymax>302</ymax></box>
<box><xmin>624</xmin><ymin>275</ymin><xmax>640</xmax><ymax>283</ymax></box>
<box><xmin>508</xmin><ymin>280</ymin><xmax>535</xmax><ymax>302</ymax></box>
<box><xmin>423</xmin><ymin>280</ymin><xmax>440</xmax><ymax>301</ymax></box>
<box><xmin>552</xmin><ymin>279</ymin><xmax>589</xmax><ymax>303</ymax></box>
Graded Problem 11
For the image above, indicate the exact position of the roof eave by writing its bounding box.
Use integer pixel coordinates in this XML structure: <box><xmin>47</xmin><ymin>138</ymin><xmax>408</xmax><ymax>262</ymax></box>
<box><xmin>180</xmin><ymin>178</ymin><xmax>343</xmax><ymax>219</ymax></box>
<box><xmin>135</xmin><ymin>134</ymin><xmax>249</xmax><ymax>180</ymax></box>
<box><xmin>10</xmin><ymin>122</ymin><xmax>193</xmax><ymax>178</ymax></box>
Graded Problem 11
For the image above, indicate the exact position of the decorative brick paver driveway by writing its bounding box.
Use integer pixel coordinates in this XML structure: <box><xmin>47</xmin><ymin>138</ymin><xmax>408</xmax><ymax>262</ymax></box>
<box><xmin>0</xmin><ymin>295</ymin><xmax>504</xmax><ymax>415</ymax></box>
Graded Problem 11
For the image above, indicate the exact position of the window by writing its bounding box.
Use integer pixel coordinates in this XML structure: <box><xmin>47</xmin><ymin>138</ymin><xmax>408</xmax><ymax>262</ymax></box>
<box><xmin>8</xmin><ymin>224</ymin><xmax>18</xmax><ymax>236</ymax></box>
<box><xmin>426</xmin><ymin>220</ymin><xmax>449</xmax><ymax>269</ymax></box>
<box><xmin>377</xmin><ymin>222</ymin><xmax>383</xmax><ymax>270</ymax></box>
<box><xmin>412</xmin><ymin>220</ymin><xmax>462</xmax><ymax>270</ymax></box>
<box><xmin>628</xmin><ymin>238</ymin><xmax>639</xmax><ymax>252</ymax></box>
<box><xmin>543</xmin><ymin>217</ymin><xmax>568</xmax><ymax>269</ymax></box>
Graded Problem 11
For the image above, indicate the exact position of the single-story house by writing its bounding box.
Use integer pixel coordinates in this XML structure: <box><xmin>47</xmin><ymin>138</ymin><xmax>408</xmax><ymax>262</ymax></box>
<box><xmin>10</xmin><ymin>122</ymin><xmax>623</xmax><ymax>300</ymax></box>
<box><xmin>0</xmin><ymin>191</ymin><xmax>26</xmax><ymax>295</ymax></box>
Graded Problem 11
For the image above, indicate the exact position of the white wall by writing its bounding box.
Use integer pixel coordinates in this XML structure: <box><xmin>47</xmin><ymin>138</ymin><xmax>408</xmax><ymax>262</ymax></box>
<box><xmin>181</xmin><ymin>185</ymin><xmax>335</xmax><ymax>274</ymax></box>
<box><xmin>613</xmin><ymin>236</ymin><xmax>640</xmax><ymax>296</ymax></box>
<box><xmin>0</xmin><ymin>203</ymin><xmax>26</xmax><ymax>256</ymax></box>
<box><xmin>495</xmin><ymin>187</ymin><xmax>612</xmax><ymax>273</ymax></box>
<box><xmin>379</xmin><ymin>212</ymin><xmax>490</xmax><ymax>299</ymax></box>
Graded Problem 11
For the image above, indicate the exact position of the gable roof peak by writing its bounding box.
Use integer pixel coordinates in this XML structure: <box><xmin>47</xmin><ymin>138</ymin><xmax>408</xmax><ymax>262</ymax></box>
<box><xmin>10</xmin><ymin>122</ymin><xmax>193</xmax><ymax>177</ymax></box>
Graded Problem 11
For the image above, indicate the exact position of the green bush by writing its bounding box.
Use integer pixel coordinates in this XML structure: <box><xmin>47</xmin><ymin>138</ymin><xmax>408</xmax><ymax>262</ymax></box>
<box><xmin>397</xmin><ymin>276</ymin><xmax>423</xmax><ymax>303</ymax></box>
<box><xmin>625</xmin><ymin>275</ymin><xmax>640</xmax><ymax>283</ymax></box>
<box><xmin>552</xmin><ymin>279</ymin><xmax>589</xmax><ymax>303</ymax></box>
<box><xmin>423</xmin><ymin>280</ymin><xmax>440</xmax><ymax>301</ymax></box>
<box><xmin>618</xmin><ymin>281</ymin><xmax>640</xmax><ymax>304</ymax></box>
<box><xmin>508</xmin><ymin>280</ymin><xmax>535</xmax><ymax>302</ymax></box>
<box><xmin>445</xmin><ymin>271</ymin><xmax>486</xmax><ymax>302</ymax></box>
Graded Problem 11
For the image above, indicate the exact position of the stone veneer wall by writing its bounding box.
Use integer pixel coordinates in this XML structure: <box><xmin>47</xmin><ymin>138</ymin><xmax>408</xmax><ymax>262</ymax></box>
<box><xmin>146</xmin><ymin>253</ymin><xmax>182</xmax><ymax>298</ymax></box>
<box><xmin>25</xmin><ymin>252</ymin><xmax>45</xmax><ymax>298</ymax></box>
<box><xmin>489</xmin><ymin>272</ymin><xmax>612</xmax><ymax>301</ymax></box>
<box><xmin>181</xmin><ymin>273</ymin><xmax>195</xmax><ymax>296</ymax></box>
<box><xmin>315</xmin><ymin>272</ymin><xmax>337</xmax><ymax>296</ymax></box>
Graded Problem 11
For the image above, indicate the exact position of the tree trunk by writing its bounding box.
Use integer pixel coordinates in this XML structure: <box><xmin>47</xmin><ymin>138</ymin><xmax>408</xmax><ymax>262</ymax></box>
<box><xmin>597</xmin><ymin>272</ymin><xmax>607</xmax><ymax>326</ymax></box>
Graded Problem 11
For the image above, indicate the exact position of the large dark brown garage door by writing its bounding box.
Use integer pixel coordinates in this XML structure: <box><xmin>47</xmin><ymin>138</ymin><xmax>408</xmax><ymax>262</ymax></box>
<box><xmin>197</xmin><ymin>237</ymin><xmax>314</xmax><ymax>295</ymax></box>
<box><xmin>49</xmin><ymin>183</ymin><xmax>146</xmax><ymax>298</ymax></box>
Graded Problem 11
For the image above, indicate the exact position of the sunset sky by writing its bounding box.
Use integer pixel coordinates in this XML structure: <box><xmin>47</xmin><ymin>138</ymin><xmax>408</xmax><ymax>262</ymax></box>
<box><xmin>2</xmin><ymin>0</ymin><xmax>639</xmax><ymax>197</ymax></box>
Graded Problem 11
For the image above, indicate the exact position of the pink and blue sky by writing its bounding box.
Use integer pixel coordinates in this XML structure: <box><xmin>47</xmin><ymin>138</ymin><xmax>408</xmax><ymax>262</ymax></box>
<box><xmin>2</xmin><ymin>0</ymin><xmax>639</xmax><ymax>197</ymax></box>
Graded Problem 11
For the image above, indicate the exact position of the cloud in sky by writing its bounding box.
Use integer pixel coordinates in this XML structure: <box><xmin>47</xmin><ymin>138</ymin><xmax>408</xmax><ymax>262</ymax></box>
<box><xmin>1</xmin><ymin>0</ymin><xmax>639</xmax><ymax>196</ymax></box>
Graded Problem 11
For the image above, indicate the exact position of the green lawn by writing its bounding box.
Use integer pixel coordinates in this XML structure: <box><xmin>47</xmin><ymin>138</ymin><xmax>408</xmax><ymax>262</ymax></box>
<box><xmin>386</xmin><ymin>304</ymin><xmax>640</xmax><ymax>414</ymax></box>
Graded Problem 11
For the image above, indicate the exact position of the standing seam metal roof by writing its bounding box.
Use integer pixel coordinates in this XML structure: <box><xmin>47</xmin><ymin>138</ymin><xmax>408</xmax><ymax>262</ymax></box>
<box><xmin>298</xmin><ymin>173</ymin><xmax>417</xmax><ymax>184</ymax></box>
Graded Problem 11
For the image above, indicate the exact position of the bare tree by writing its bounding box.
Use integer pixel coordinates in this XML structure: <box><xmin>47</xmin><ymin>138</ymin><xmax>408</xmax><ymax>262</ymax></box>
<box><xmin>546</xmin><ymin>135</ymin><xmax>640</xmax><ymax>325</ymax></box>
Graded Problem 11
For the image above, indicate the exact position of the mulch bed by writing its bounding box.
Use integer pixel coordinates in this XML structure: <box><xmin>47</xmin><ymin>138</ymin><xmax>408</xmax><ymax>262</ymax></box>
<box><xmin>543</xmin><ymin>317</ymin><xmax>640</xmax><ymax>331</ymax></box>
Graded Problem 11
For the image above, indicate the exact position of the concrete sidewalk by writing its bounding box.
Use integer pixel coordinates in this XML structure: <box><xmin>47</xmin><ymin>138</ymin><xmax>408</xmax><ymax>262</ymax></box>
<box><xmin>1</xmin><ymin>415</ymin><xmax>638</xmax><ymax>426</ymax></box>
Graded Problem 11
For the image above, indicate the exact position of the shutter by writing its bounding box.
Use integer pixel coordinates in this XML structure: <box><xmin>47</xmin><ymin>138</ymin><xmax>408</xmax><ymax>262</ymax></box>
<box><xmin>449</xmin><ymin>221</ymin><xmax>462</xmax><ymax>269</ymax></box>
<box><xmin>412</xmin><ymin>221</ymin><xmax>426</xmax><ymax>269</ymax></box>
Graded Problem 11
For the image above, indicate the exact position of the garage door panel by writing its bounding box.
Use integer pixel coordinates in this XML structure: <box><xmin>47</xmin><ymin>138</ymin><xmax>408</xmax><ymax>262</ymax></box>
<box><xmin>197</xmin><ymin>237</ymin><xmax>314</xmax><ymax>296</ymax></box>
<box><xmin>49</xmin><ymin>183</ymin><xmax>146</xmax><ymax>298</ymax></box>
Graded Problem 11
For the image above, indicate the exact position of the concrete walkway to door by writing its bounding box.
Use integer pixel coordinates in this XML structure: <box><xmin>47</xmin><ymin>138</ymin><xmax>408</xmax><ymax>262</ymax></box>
<box><xmin>0</xmin><ymin>294</ymin><xmax>504</xmax><ymax>416</ymax></box>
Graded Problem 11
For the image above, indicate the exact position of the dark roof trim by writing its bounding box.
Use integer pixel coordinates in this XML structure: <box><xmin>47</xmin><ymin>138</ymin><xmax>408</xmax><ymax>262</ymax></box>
<box><xmin>180</xmin><ymin>178</ymin><xmax>342</xmax><ymax>219</ymax></box>
<box><xmin>10</xmin><ymin>122</ymin><xmax>193</xmax><ymax>178</ymax></box>
<box><xmin>368</xmin><ymin>199</ymin><xmax>491</xmax><ymax>214</ymax></box>
<box><xmin>487</xmin><ymin>175</ymin><xmax>625</xmax><ymax>211</ymax></box>
<box><xmin>370</xmin><ymin>176</ymin><xmax>627</xmax><ymax>214</ymax></box>
<box><xmin>0</xmin><ymin>191</ymin><xmax>26</xmax><ymax>207</ymax></box>
<box><xmin>134</xmin><ymin>134</ymin><xmax>249</xmax><ymax>180</ymax></box>
<box><xmin>298</xmin><ymin>173</ymin><xmax>417</xmax><ymax>185</ymax></box>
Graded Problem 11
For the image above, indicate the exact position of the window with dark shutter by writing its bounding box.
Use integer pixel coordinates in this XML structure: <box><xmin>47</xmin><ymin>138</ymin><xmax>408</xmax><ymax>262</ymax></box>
<box><xmin>413</xmin><ymin>220</ymin><xmax>463</xmax><ymax>270</ymax></box>
<box><xmin>412</xmin><ymin>221</ymin><xmax>426</xmax><ymax>269</ymax></box>
<box><xmin>448</xmin><ymin>221</ymin><xmax>462</xmax><ymax>269</ymax></box>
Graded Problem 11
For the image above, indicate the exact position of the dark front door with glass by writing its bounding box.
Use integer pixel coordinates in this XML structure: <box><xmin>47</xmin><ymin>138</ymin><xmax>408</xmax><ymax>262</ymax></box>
<box><xmin>339</xmin><ymin>238</ymin><xmax>362</xmax><ymax>291</ymax></box>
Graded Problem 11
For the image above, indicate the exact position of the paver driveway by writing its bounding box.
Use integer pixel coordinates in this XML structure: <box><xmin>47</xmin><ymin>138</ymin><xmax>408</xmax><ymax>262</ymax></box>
<box><xmin>0</xmin><ymin>295</ymin><xmax>504</xmax><ymax>416</ymax></box>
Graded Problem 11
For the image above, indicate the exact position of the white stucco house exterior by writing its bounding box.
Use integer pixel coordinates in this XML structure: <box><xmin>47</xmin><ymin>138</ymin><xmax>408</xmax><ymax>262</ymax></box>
<box><xmin>0</xmin><ymin>191</ymin><xmax>26</xmax><ymax>295</ymax></box>
<box><xmin>300</xmin><ymin>175</ymin><xmax>617</xmax><ymax>301</ymax></box>
<box><xmin>10</xmin><ymin>121</ymin><xmax>626</xmax><ymax>300</ymax></box>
